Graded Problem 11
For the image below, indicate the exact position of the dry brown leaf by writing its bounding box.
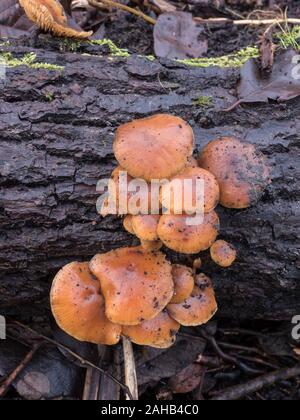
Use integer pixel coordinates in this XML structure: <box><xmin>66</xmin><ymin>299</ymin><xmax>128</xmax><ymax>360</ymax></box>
<box><xmin>168</xmin><ymin>363</ymin><xmax>205</xmax><ymax>394</ymax></box>
<box><xmin>19</xmin><ymin>0</ymin><xmax>93</xmax><ymax>39</ymax></box>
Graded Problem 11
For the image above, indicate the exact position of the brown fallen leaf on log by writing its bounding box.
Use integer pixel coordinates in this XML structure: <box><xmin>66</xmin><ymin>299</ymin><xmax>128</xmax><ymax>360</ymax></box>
<box><xmin>19</xmin><ymin>0</ymin><xmax>93</xmax><ymax>39</ymax></box>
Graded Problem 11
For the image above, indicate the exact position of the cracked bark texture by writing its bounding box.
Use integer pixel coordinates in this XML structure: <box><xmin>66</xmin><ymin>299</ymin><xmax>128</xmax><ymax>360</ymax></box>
<box><xmin>0</xmin><ymin>40</ymin><xmax>299</xmax><ymax>320</ymax></box>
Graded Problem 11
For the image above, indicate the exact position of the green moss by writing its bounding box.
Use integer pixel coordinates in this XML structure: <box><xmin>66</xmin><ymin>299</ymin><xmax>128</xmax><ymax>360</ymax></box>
<box><xmin>0</xmin><ymin>52</ymin><xmax>64</xmax><ymax>71</ymax></box>
<box><xmin>45</xmin><ymin>91</ymin><xmax>55</xmax><ymax>102</ymax></box>
<box><xmin>192</xmin><ymin>96</ymin><xmax>213</xmax><ymax>107</ymax></box>
<box><xmin>276</xmin><ymin>25</ymin><xmax>300</xmax><ymax>50</ymax></box>
<box><xmin>59</xmin><ymin>39</ymin><xmax>81</xmax><ymax>53</ymax></box>
<box><xmin>178</xmin><ymin>47</ymin><xmax>259</xmax><ymax>68</ymax></box>
<box><xmin>90</xmin><ymin>39</ymin><xmax>130</xmax><ymax>57</ymax></box>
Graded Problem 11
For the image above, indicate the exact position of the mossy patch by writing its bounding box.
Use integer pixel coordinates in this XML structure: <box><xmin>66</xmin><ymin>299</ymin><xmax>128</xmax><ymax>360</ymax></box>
<box><xmin>178</xmin><ymin>47</ymin><xmax>259</xmax><ymax>68</ymax></box>
<box><xmin>192</xmin><ymin>96</ymin><xmax>213</xmax><ymax>107</ymax></box>
<box><xmin>90</xmin><ymin>39</ymin><xmax>130</xmax><ymax>57</ymax></box>
<box><xmin>0</xmin><ymin>52</ymin><xmax>64</xmax><ymax>71</ymax></box>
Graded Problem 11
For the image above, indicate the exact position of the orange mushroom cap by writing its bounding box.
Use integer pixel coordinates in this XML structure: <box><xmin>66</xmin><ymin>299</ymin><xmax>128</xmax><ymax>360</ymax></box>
<box><xmin>186</xmin><ymin>156</ymin><xmax>199</xmax><ymax>168</ymax></box>
<box><xmin>50</xmin><ymin>262</ymin><xmax>121</xmax><ymax>345</ymax></box>
<box><xmin>198</xmin><ymin>137</ymin><xmax>271</xmax><ymax>209</ymax></box>
<box><xmin>131</xmin><ymin>215</ymin><xmax>160</xmax><ymax>241</ymax></box>
<box><xmin>122</xmin><ymin>310</ymin><xmax>180</xmax><ymax>349</ymax></box>
<box><xmin>157</xmin><ymin>211</ymin><xmax>220</xmax><ymax>254</ymax></box>
<box><xmin>170</xmin><ymin>265</ymin><xmax>195</xmax><ymax>304</ymax></box>
<box><xmin>19</xmin><ymin>0</ymin><xmax>93</xmax><ymax>39</ymax></box>
<box><xmin>140</xmin><ymin>240</ymin><xmax>163</xmax><ymax>252</ymax></box>
<box><xmin>113</xmin><ymin>114</ymin><xmax>194</xmax><ymax>181</ymax></box>
<box><xmin>167</xmin><ymin>274</ymin><xmax>218</xmax><ymax>326</ymax></box>
<box><xmin>161</xmin><ymin>167</ymin><xmax>220</xmax><ymax>214</ymax></box>
<box><xmin>210</xmin><ymin>240</ymin><xmax>237</xmax><ymax>267</ymax></box>
<box><xmin>89</xmin><ymin>247</ymin><xmax>174</xmax><ymax>326</ymax></box>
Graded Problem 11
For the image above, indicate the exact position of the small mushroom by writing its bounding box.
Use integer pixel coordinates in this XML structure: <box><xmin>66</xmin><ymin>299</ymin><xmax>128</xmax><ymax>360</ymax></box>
<box><xmin>210</xmin><ymin>240</ymin><xmax>237</xmax><ymax>267</ymax></box>
<box><xmin>50</xmin><ymin>262</ymin><xmax>121</xmax><ymax>345</ymax></box>
<box><xmin>198</xmin><ymin>137</ymin><xmax>271</xmax><ymax>209</ymax></box>
<box><xmin>161</xmin><ymin>167</ymin><xmax>220</xmax><ymax>214</ymax></box>
<box><xmin>19</xmin><ymin>0</ymin><xmax>93</xmax><ymax>39</ymax></box>
<box><xmin>131</xmin><ymin>215</ymin><xmax>160</xmax><ymax>242</ymax></box>
<box><xmin>157</xmin><ymin>211</ymin><xmax>220</xmax><ymax>254</ymax></box>
<box><xmin>122</xmin><ymin>310</ymin><xmax>180</xmax><ymax>349</ymax></box>
<box><xmin>167</xmin><ymin>274</ymin><xmax>218</xmax><ymax>326</ymax></box>
<box><xmin>90</xmin><ymin>247</ymin><xmax>174</xmax><ymax>325</ymax></box>
<box><xmin>170</xmin><ymin>265</ymin><xmax>195</xmax><ymax>304</ymax></box>
<box><xmin>113</xmin><ymin>114</ymin><xmax>194</xmax><ymax>181</ymax></box>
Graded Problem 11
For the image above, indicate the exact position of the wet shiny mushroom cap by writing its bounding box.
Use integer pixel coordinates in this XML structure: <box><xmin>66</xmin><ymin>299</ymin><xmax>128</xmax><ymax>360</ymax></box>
<box><xmin>157</xmin><ymin>211</ymin><xmax>220</xmax><ymax>254</ymax></box>
<box><xmin>160</xmin><ymin>167</ymin><xmax>220</xmax><ymax>214</ymax></box>
<box><xmin>170</xmin><ymin>265</ymin><xmax>195</xmax><ymax>304</ymax></box>
<box><xmin>210</xmin><ymin>240</ymin><xmax>237</xmax><ymax>267</ymax></box>
<box><xmin>198</xmin><ymin>137</ymin><xmax>271</xmax><ymax>209</ymax></box>
<box><xmin>113</xmin><ymin>114</ymin><xmax>194</xmax><ymax>181</ymax></box>
<box><xmin>89</xmin><ymin>247</ymin><xmax>174</xmax><ymax>325</ymax></box>
<box><xmin>50</xmin><ymin>262</ymin><xmax>121</xmax><ymax>345</ymax></box>
<box><xmin>122</xmin><ymin>310</ymin><xmax>180</xmax><ymax>349</ymax></box>
<box><xmin>131</xmin><ymin>215</ymin><xmax>160</xmax><ymax>241</ymax></box>
<box><xmin>167</xmin><ymin>274</ymin><xmax>218</xmax><ymax>326</ymax></box>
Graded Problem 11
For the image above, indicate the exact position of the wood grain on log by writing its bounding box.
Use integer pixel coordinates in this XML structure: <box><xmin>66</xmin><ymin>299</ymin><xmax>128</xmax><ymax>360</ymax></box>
<box><xmin>0</xmin><ymin>40</ymin><xmax>299</xmax><ymax>320</ymax></box>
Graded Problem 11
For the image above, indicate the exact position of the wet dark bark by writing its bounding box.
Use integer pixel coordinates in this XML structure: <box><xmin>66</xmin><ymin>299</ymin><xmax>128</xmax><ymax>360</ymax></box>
<box><xmin>0</xmin><ymin>39</ymin><xmax>299</xmax><ymax>320</ymax></box>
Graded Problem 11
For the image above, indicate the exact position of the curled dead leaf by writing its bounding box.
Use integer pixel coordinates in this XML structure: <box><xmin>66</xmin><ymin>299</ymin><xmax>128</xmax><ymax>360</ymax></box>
<box><xmin>19</xmin><ymin>0</ymin><xmax>93</xmax><ymax>39</ymax></box>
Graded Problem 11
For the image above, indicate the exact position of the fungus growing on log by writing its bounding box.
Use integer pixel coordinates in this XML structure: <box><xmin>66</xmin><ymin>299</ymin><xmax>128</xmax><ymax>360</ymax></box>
<box><xmin>122</xmin><ymin>310</ymin><xmax>180</xmax><ymax>349</ymax></box>
<box><xmin>157</xmin><ymin>211</ymin><xmax>220</xmax><ymax>254</ymax></box>
<box><xmin>89</xmin><ymin>246</ymin><xmax>174</xmax><ymax>325</ymax></box>
<box><xmin>210</xmin><ymin>240</ymin><xmax>237</xmax><ymax>267</ymax></box>
<box><xmin>198</xmin><ymin>137</ymin><xmax>271</xmax><ymax>209</ymax></box>
<box><xmin>113</xmin><ymin>114</ymin><xmax>194</xmax><ymax>181</ymax></box>
<box><xmin>19</xmin><ymin>0</ymin><xmax>93</xmax><ymax>39</ymax></box>
<box><xmin>50</xmin><ymin>262</ymin><xmax>121</xmax><ymax>345</ymax></box>
<box><xmin>167</xmin><ymin>273</ymin><xmax>218</xmax><ymax>326</ymax></box>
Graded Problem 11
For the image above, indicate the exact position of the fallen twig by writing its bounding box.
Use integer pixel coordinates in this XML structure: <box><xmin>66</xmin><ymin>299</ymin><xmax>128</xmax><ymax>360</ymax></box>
<box><xmin>88</xmin><ymin>0</ymin><xmax>156</xmax><ymax>25</ymax></box>
<box><xmin>0</xmin><ymin>341</ymin><xmax>43</xmax><ymax>398</ymax></box>
<box><xmin>194</xmin><ymin>17</ymin><xmax>300</xmax><ymax>26</ymax></box>
<box><xmin>123</xmin><ymin>337</ymin><xmax>139</xmax><ymax>400</ymax></box>
<box><xmin>9</xmin><ymin>321</ymin><xmax>133</xmax><ymax>400</ymax></box>
<box><xmin>211</xmin><ymin>365</ymin><xmax>300</xmax><ymax>400</ymax></box>
<box><xmin>200</xmin><ymin>330</ymin><xmax>263</xmax><ymax>376</ymax></box>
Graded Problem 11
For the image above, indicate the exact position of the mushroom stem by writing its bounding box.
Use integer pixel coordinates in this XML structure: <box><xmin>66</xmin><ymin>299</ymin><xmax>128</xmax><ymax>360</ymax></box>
<box><xmin>122</xmin><ymin>336</ymin><xmax>139</xmax><ymax>400</ymax></box>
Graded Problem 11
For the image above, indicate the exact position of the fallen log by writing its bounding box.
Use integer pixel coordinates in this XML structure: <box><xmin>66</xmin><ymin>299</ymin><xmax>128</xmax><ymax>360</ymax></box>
<box><xmin>0</xmin><ymin>39</ymin><xmax>299</xmax><ymax>320</ymax></box>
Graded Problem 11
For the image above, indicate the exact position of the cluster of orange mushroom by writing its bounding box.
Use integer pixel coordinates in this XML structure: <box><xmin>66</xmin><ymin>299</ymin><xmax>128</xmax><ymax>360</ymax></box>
<box><xmin>50</xmin><ymin>114</ymin><xmax>270</xmax><ymax>350</ymax></box>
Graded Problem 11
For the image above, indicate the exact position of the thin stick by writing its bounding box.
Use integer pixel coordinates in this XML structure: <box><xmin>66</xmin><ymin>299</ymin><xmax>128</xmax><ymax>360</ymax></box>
<box><xmin>122</xmin><ymin>337</ymin><xmax>138</xmax><ymax>400</ymax></box>
<box><xmin>9</xmin><ymin>321</ymin><xmax>133</xmax><ymax>400</ymax></box>
<box><xmin>0</xmin><ymin>342</ymin><xmax>42</xmax><ymax>398</ymax></box>
<box><xmin>211</xmin><ymin>365</ymin><xmax>300</xmax><ymax>400</ymax></box>
<box><xmin>88</xmin><ymin>0</ymin><xmax>156</xmax><ymax>25</ymax></box>
<box><xmin>194</xmin><ymin>17</ymin><xmax>300</xmax><ymax>26</ymax></box>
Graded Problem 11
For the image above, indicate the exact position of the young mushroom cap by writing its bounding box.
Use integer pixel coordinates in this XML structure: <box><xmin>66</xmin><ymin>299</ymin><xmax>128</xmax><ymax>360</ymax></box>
<box><xmin>113</xmin><ymin>114</ymin><xmax>194</xmax><ymax>181</ymax></box>
<box><xmin>131</xmin><ymin>215</ymin><xmax>160</xmax><ymax>241</ymax></box>
<box><xmin>157</xmin><ymin>211</ymin><xmax>220</xmax><ymax>254</ymax></box>
<box><xmin>161</xmin><ymin>167</ymin><xmax>220</xmax><ymax>214</ymax></box>
<box><xmin>210</xmin><ymin>240</ymin><xmax>237</xmax><ymax>267</ymax></box>
<box><xmin>122</xmin><ymin>310</ymin><xmax>180</xmax><ymax>349</ymax></box>
<box><xmin>19</xmin><ymin>0</ymin><xmax>93</xmax><ymax>39</ymax></box>
<box><xmin>89</xmin><ymin>247</ymin><xmax>174</xmax><ymax>326</ymax></box>
<box><xmin>167</xmin><ymin>274</ymin><xmax>218</xmax><ymax>326</ymax></box>
<box><xmin>50</xmin><ymin>262</ymin><xmax>121</xmax><ymax>345</ymax></box>
<box><xmin>170</xmin><ymin>265</ymin><xmax>195</xmax><ymax>304</ymax></box>
<box><xmin>198</xmin><ymin>137</ymin><xmax>271</xmax><ymax>209</ymax></box>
